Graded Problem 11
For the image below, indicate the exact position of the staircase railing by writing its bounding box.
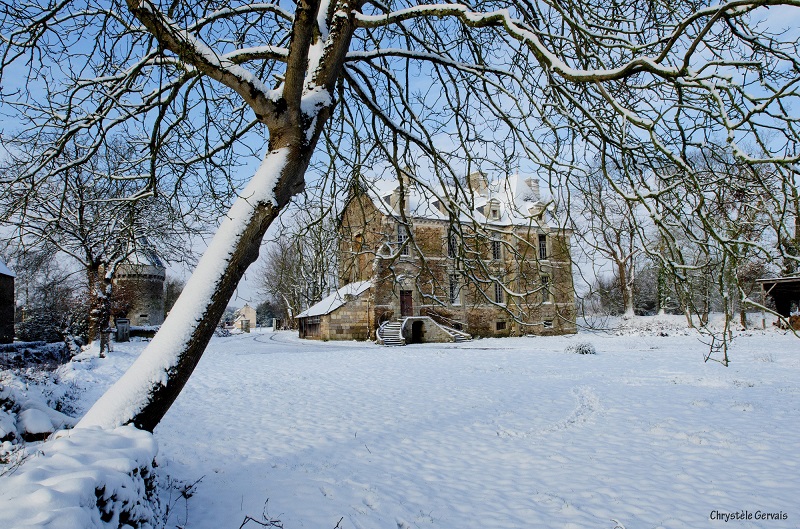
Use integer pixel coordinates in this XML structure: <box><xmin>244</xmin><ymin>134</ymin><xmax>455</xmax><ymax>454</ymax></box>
<box><xmin>376</xmin><ymin>320</ymin><xmax>390</xmax><ymax>344</ymax></box>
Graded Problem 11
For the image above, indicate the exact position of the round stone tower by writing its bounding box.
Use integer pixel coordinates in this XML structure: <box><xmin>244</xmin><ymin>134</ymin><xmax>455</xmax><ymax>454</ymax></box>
<box><xmin>113</xmin><ymin>250</ymin><xmax>166</xmax><ymax>327</ymax></box>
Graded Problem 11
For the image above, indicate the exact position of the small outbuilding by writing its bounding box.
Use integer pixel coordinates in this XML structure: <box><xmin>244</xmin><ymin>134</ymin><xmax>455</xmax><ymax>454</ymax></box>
<box><xmin>233</xmin><ymin>303</ymin><xmax>257</xmax><ymax>332</ymax></box>
<box><xmin>297</xmin><ymin>281</ymin><xmax>373</xmax><ymax>340</ymax></box>
<box><xmin>757</xmin><ymin>276</ymin><xmax>800</xmax><ymax>329</ymax></box>
<box><xmin>0</xmin><ymin>258</ymin><xmax>15</xmax><ymax>344</ymax></box>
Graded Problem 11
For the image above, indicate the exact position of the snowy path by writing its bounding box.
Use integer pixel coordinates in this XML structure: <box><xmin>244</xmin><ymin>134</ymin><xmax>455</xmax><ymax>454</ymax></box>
<box><xmin>91</xmin><ymin>330</ymin><xmax>800</xmax><ymax>528</ymax></box>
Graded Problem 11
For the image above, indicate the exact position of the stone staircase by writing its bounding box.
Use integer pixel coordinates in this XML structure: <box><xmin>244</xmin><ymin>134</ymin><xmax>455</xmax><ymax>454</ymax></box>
<box><xmin>378</xmin><ymin>321</ymin><xmax>405</xmax><ymax>346</ymax></box>
<box><xmin>447</xmin><ymin>328</ymin><xmax>472</xmax><ymax>343</ymax></box>
<box><xmin>377</xmin><ymin>317</ymin><xmax>472</xmax><ymax>346</ymax></box>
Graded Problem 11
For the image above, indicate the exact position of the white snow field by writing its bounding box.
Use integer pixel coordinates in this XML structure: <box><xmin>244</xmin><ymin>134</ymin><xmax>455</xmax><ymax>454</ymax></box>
<box><xmin>21</xmin><ymin>323</ymin><xmax>800</xmax><ymax>528</ymax></box>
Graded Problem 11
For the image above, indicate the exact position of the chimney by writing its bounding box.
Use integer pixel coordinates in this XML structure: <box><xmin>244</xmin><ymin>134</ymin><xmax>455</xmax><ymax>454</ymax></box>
<box><xmin>386</xmin><ymin>165</ymin><xmax>412</xmax><ymax>214</ymax></box>
<box><xmin>524</xmin><ymin>177</ymin><xmax>541</xmax><ymax>201</ymax></box>
<box><xmin>467</xmin><ymin>171</ymin><xmax>488</xmax><ymax>196</ymax></box>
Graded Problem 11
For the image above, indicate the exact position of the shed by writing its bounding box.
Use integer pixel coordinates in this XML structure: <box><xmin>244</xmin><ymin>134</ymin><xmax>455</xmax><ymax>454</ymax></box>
<box><xmin>757</xmin><ymin>276</ymin><xmax>800</xmax><ymax>329</ymax></box>
<box><xmin>297</xmin><ymin>281</ymin><xmax>372</xmax><ymax>340</ymax></box>
<box><xmin>0</xmin><ymin>258</ymin><xmax>15</xmax><ymax>344</ymax></box>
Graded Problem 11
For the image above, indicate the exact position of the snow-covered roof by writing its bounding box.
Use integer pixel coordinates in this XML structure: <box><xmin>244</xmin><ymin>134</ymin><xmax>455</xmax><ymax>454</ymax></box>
<box><xmin>362</xmin><ymin>172</ymin><xmax>557</xmax><ymax>228</ymax></box>
<box><xmin>297</xmin><ymin>281</ymin><xmax>372</xmax><ymax>318</ymax></box>
<box><xmin>0</xmin><ymin>258</ymin><xmax>14</xmax><ymax>278</ymax></box>
<box><xmin>125</xmin><ymin>248</ymin><xmax>165</xmax><ymax>269</ymax></box>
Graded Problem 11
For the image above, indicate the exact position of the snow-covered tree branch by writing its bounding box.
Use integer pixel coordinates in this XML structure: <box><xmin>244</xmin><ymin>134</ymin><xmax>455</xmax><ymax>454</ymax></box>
<box><xmin>2</xmin><ymin>0</ymin><xmax>800</xmax><ymax>427</ymax></box>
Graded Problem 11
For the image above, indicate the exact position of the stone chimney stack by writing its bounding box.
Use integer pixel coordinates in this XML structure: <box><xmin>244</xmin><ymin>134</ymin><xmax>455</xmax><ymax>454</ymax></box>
<box><xmin>524</xmin><ymin>177</ymin><xmax>541</xmax><ymax>201</ymax></box>
<box><xmin>467</xmin><ymin>171</ymin><xmax>488</xmax><ymax>196</ymax></box>
<box><xmin>391</xmin><ymin>167</ymin><xmax>413</xmax><ymax>213</ymax></box>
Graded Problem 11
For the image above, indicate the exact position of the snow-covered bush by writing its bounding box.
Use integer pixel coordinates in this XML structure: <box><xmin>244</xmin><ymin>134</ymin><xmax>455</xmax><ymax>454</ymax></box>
<box><xmin>213</xmin><ymin>327</ymin><xmax>232</xmax><ymax>337</ymax></box>
<box><xmin>566</xmin><ymin>342</ymin><xmax>596</xmax><ymax>355</ymax></box>
<box><xmin>0</xmin><ymin>426</ymin><xmax>161</xmax><ymax>529</ymax></box>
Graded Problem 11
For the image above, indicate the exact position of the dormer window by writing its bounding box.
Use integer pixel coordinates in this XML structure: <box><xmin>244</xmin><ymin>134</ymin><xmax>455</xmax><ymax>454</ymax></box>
<box><xmin>491</xmin><ymin>208</ymin><xmax>499</xmax><ymax>220</ymax></box>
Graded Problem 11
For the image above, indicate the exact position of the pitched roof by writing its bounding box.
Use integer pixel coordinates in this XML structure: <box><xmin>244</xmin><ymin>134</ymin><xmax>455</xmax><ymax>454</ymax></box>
<box><xmin>0</xmin><ymin>258</ymin><xmax>14</xmax><ymax>278</ymax></box>
<box><xmin>297</xmin><ymin>281</ymin><xmax>372</xmax><ymax>318</ymax></box>
<box><xmin>362</xmin><ymin>172</ymin><xmax>558</xmax><ymax>228</ymax></box>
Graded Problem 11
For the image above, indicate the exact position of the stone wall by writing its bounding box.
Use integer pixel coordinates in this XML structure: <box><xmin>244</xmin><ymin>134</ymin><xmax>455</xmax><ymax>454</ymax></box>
<box><xmin>338</xmin><ymin>190</ymin><xmax>578</xmax><ymax>339</ymax></box>
<box><xmin>114</xmin><ymin>264</ymin><xmax>165</xmax><ymax>327</ymax></box>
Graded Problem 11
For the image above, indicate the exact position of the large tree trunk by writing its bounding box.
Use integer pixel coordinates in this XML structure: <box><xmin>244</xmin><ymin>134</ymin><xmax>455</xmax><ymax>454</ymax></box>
<box><xmin>77</xmin><ymin>0</ymin><xmax>357</xmax><ymax>431</ymax></box>
<box><xmin>78</xmin><ymin>147</ymin><xmax>308</xmax><ymax>431</ymax></box>
<box><xmin>86</xmin><ymin>265</ymin><xmax>111</xmax><ymax>345</ymax></box>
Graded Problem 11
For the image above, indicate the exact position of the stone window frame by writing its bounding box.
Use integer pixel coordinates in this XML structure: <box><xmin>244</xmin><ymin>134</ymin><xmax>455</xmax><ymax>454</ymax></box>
<box><xmin>397</xmin><ymin>224</ymin><xmax>410</xmax><ymax>256</ymax></box>
<box><xmin>449</xmin><ymin>274</ymin><xmax>461</xmax><ymax>305</ymax></box>
<box><xmin>491</xmin><ymin>239</ymin><xmax>502</xmax><ymax>260</ymax></box>
<box><xmin>541</xmin><ymin>274</ymin><xmax>551</xmax><ymax>304</ymax></box>
<box><xmin>538</xmin><ymin>234</ymin><xmax>548</xmax><ymax>260</ymax></box>
<box><xmin>494</xmin><ymin>281</ymin><xmax>504</xmax><ymax>304</ymax></box>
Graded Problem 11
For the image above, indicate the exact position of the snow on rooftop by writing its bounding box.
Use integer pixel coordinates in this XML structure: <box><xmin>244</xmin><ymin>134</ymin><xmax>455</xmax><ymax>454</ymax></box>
<box><xmin>297</xmin><ymin>280</ymin><xmax>371</xmax><ymax>318</ymax></box>
<box><xmin>0</xmin><ymin>258</ymin><xmax>14</xmax><ymax>277</ymax></box>
<box><xmin>363</xmin><ymin>171</ymin><xmax>554</xmax><ymax>228</ymax></box>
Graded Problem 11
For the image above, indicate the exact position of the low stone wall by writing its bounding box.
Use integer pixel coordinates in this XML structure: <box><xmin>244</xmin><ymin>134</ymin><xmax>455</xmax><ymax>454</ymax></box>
<box><xmin>401</xmin><ymin>317</ymin><xmax>454</xmax><ymax>343</ymax></box>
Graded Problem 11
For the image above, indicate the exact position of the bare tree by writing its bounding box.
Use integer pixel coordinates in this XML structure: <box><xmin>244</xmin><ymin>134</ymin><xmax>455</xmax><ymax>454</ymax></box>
<box><xmin>1</xmin><ymin>139</ymin><xmax>192</xmax><ymax>349</ymax></box>
<box><xmin>257</xmin><ymin>195</ymin><xmax>339</xmax><ymax>325</ymax></box>
<box><xmin>570</xmin><ymin>167</ymin><xmax>645</xmax><ymax>317</ymax></box>
<box><xmin>1</xmin><ymin>0</ymin><xmax>799</xmax><ymax>428</ymax></box>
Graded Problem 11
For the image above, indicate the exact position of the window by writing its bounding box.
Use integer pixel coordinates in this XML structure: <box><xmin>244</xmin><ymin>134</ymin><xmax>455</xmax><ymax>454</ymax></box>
<box><xmin>449</xmin><ymin>274</ymin><xmax>460</xmax><ymax>305</ymax></box>
<box><xmin>491</xmin><ymin>208</ymin><xmax>499</xmax><ymax>219</ymax></box>
<box><xmin>397</xmin><ymin>225</ymin><xmax>409</xmax><ymax>256</ymax></box>
<box><xmin>538</xmin><ymin>234</ymin><xmax>547</xmax><ymax>259</ymax></box>
<box><xmin>496</xmin><ymin>321</ymin><xmax>506</xmax><ymax>331</ymax></box>
<box><xmin>448</xmin><ymin>232</ymin><xmax>458</xmax><ymax>258</ymax></box>
<box><xmin>543</xmin><ymin>320</ymin><xmax>553</xmax><ymax>329</ymax></box>
<box><xmin>491</xmin><ymin>240</ymin><xmax>502</xmax><ymax>260</ymax></box>
<box><xmin>541</xmin><ymin>275</ymin><xmax>550</xmax><ymax>303</ymax></box>
<box><xmin>494</xmin><ymin>281</ymin><xmax>504</xmax><ymax>304</ymax></box>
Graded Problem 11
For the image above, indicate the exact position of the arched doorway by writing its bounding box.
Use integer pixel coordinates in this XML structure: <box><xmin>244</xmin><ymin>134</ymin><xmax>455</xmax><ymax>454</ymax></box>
<box><xmin>411</xmin><ymin>320</ymin><xmax>424</xmax><ymax>344</ymax></box>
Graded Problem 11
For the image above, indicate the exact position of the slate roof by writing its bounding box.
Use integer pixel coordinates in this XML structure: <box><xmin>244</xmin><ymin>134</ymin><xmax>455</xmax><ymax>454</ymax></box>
<box><xmin>361</xmin><ymin>173</ymin><xmax>558</xmax><ymax>228</ymax></box>
<box><xmin>297</xmin><ymin>281</ymin><xmax>372</xmax><ymax>318</ymax></box>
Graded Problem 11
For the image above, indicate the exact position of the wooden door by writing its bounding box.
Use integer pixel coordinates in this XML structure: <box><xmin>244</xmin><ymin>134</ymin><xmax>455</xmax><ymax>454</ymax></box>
<box><xmin>400</xmin><ymin>290</ymin><xmax>413</xmax><ymax>317</ymax></box>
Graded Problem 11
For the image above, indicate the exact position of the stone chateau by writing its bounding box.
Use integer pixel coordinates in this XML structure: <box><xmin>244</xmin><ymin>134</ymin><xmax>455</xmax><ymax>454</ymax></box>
<box><xmin>298</xmin><ymin>170</ymin><xmax>576</xmax><ymax>341</ymax></box>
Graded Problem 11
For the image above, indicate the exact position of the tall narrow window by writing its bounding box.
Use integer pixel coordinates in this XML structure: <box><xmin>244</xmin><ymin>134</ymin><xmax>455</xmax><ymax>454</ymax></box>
<box><xmin>541</xmin><ymin>275</ymin><xmax>551</xmax><ymax>303</ymax></box>
<box><xmin>494</xmin><ymin>281</ymin><xmax>504</xmax><ymax>304</ymax></box>
<box><xmin>538</xmin><ymin>234</ymin><xmax>547</xmax><ymax>260</ymax></box>
<box><xmin>448</xmin><ymin>232</ymin><xmax>458</xmax><ymax>258</ymax></box>
<box><xmin>398</xmin><ymin>225</ymin><xmax>409</xmax><ymax>256</ymax></box>
<box><xmin>491</xmin><ymin>240</ymin><xmax>502</xmax><ymax>260</ymax></box>
<box><xmin>449</xmin><ymin>274</ymin><xmax>460</xmax><ymax>305</ymax></box>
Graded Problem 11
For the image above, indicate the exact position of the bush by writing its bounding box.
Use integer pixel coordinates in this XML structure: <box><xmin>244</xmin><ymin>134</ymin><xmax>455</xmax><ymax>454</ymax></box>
<box><xmin>14</xmin><ymin>314</ymin><xmax>64</xmax><ymax>343</ymax></box>
<box><xmin>565</xmin><ymin>341</ymin><xmax>596</xmax><ymax>355</ymax></box>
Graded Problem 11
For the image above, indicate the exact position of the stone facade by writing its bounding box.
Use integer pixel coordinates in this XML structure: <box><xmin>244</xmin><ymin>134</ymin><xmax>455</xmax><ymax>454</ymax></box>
<box><xmin>338</xmin><ymin>173</ymin><xmax>577</xmax><ymax>339</ymax></box>
<box><xmin>297</xmin><ymin>282</ymin><xmax>373</xmax><ymax>340</ymax></box>
<box><xmin>113</xmin><ymin>252</ymin><xmax>166</xmax><ymax>327</ymax></box>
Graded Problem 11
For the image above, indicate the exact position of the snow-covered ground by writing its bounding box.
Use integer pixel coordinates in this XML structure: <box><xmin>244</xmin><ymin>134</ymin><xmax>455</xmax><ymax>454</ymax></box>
<box><xmin>4</xmin><ymin>319</ymin><xmax>800</xmax><ymax>528</ymax></box>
